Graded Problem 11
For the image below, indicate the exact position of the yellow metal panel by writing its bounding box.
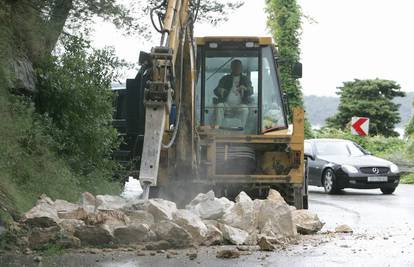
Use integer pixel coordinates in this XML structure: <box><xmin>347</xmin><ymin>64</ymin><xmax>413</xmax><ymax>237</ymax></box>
<box><xmin>196</xmin><ymin>36</ymin><xmax>273</xmax><ymax>45</ymax></box>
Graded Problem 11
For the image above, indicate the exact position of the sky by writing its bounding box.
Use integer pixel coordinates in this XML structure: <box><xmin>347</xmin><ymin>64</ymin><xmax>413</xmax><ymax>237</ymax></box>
<box><xmin>92</xmin><ymin>0</ymin><xmax>414</xmax><ymax>96</ymax></box>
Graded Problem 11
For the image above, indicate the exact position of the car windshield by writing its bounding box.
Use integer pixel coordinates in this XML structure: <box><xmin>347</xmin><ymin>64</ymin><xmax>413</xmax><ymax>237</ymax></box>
<box><xmin>315</xmin><ymin>141</ymin><xmax>365</xmax><ymax>156</ymax></box>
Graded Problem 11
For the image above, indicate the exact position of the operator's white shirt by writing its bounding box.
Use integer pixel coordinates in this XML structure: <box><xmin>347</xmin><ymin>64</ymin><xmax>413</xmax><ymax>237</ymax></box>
<box><xmin>226</xmin><ymin>76</ymin><xmax>242</xmax><ymax>106</ymax></box>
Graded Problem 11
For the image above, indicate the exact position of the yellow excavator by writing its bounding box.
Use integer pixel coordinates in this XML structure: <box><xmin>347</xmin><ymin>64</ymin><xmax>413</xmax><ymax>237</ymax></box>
<box><xmin>113</xmin><ymin>0</ymin><xmax>307</xmax><ymax>208</ymax></box>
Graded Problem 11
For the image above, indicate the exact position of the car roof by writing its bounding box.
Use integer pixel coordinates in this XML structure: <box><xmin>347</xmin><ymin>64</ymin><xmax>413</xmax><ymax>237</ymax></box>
<box><xmin>305</xmin><ymin>138</ymin><xmax>353</xmax><ymax>143</ymax></box>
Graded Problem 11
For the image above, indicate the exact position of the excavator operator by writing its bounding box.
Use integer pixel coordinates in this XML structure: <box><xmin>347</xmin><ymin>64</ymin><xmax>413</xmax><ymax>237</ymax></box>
<box><xmin>213</xmin><ymin>59</ymin><xmax>253</xmax><ymax>129</ymax></box>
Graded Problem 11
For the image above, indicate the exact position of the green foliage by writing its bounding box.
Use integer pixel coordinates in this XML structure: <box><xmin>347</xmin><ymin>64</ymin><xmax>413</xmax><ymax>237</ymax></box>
<box><xmin>401</xmin><ymin>173</ymin><xmax>414</xmax><ymax>184</ymax></box>
<box><xmin>265</xmin><ymin>0</ymin><xmax>312</xmax><ymax>137</ymax></box>
<box><xmin>326</xmin><ymin>79</ymin><xmax>405</xmax><ymax>137</ymax></box>
<box><xmin>313</xmin><ymin>128</ymin><xmax>406</xmax><ymax>158</ymax></box>
<box><xmin>36</xmin><ymin>36</ymin><xmax>121</xmax><ymax>178</ymax></box>
<box><xmin>0</xmin><ymin>37</ymin><xmax>122</xmax><ymax>225</ymax></box>
<box><xmin>265</xmin><ymin>0</ymin><xmax>303</xmax><ymax>109</ymax></box>
<box><xmin>405</xmin><ymin>96</ymin><xmax>414</xmax><ymax>137</ymax></box>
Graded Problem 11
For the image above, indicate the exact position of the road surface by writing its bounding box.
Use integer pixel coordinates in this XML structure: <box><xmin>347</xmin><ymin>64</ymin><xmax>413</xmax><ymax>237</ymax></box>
<box><xmin>2</xmin><ymin>185</ymin><xmax>414</xmax><ymax>267</ymax></box>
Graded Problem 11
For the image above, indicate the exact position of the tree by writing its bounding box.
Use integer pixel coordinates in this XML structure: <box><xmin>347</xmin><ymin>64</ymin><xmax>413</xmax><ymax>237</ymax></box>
<box><xmin>265</xmin><ymin>0</ymin><xmax>311</xmax><ymax>136</ymax></box>
<box><xmin>0</xmin><ymin>0</ymin><xmax>243</xmax><ymax>93</ymax></box>
<box><xmin>326</xmin><ymin>79</ymin><xmax>405</xmax><ymax>137</ymax></box>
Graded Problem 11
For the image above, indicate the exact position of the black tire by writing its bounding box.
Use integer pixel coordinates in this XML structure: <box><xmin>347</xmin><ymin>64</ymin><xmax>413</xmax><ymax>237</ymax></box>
<box><xmin>380</xmin><ymin>187</ymin><xmax>396</xmax><ymax>195</ymax></box>
<box><xmin>322</xmin><ymin>168</ymin><xmax>339</xmax><ymax>194</ymax></box>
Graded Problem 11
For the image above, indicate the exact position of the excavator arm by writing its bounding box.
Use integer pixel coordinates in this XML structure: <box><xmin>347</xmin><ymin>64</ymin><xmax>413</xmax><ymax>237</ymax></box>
<box><xmin>139</xmin><ymin>0</ymin><xmax>197</xmax><ymax>199</ymax></box>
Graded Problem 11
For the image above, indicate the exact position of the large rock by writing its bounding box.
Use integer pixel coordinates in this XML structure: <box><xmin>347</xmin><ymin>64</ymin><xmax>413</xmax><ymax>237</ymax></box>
<box><xmin>335</xmin><ymin>224</ymin><xmax>353</xmax><ymax>233</ymax></box>
<box><xmin>173</xmin><ymin>209</ymin><xmax>208</xmax><ymax>244</ymax></box>
<box><xmin>59</xmin><ymin>219</ymin><xmax>85</xmax><ymax>234</ymax></box>
<box><xmin>256</xmin><ymin>192</ymin><xmax>297</xmax><ymax>240</ymax></box>
<box><xmin>267</xmin><ymin>189</ymin><xmax>285</xmax><ymax>203</ymax></box>
<box><xmin>221</xmin><ymin>191</ymin><xmax>257</xmax><ymax>234</ymax></box>
<box><xmin>257</xmin><ymin>236</ymin><xmax>275</xmax><ymax>251</ymax></box>
<box><xmin>292</xmin><ymin>209</ymin><xmax>324</xmax><ymax>234</ymax></box>
<box><xmin>81</xmin><ymin>192</ymin><xmax>97</xmax><ymax>213</ymax></box>
<box><xmin>187</xmin><ymin>191</ymin><xmax>215</xmax><ymax>207</ymax></box>
<box><xmin>122</xmin><ymin>209</ymin><xmax>155</xmax><ymax>226</ymax></box>
<box><xmin>74</xmin><ymin>225</ymin><xmax>113</xmax><ymax>246</ymax></box>
<box><xmin>28</xmin><ymin>226</ymin><xmax>60</xmax><ymax>249</ymax></box>
<box><xmin>146</xmin><ymin>199</ymin><xmax>177</xmax><ymax>222</ymax></box>
<box><xmin>203</xmin><ymin>223</ymin><xmax>223</xmax><ymax>246</ymax></box>
<box><xmin>153</xmin><ymin>220</ymin><xmax>193</xmax><ymax>248</ymax></box>
<box><xmin>22</xmin><ymin>195</ymin><xmax>60</xmax><ymax>227</ymax></box>
<box><xmin>113</xmin><ymin>223</ymin><xmax>155</xmax><ymax>244</ymax></box>
<box><xmin>187</xmin><ymin>191</ymin><xmax>229</xmax><ymax>220</ymax></box>
<box><xmin>96</xmin><ymin>195</ymin><xmax>129</xmax><ymax>210</ymax></box>
<box><xmin>220</xmin><ymin>224</ymin><xmax>249</xmax><ymax>245</ymax></box>
<box><xmin>56</xmin><ymin>231</ymin><xmax>81</xmax><ymax>248</ymax></box>
<box><xmin>54</xmin><ymin>200</ymin><xmax>88</xmax><ymax>220</ymax></box>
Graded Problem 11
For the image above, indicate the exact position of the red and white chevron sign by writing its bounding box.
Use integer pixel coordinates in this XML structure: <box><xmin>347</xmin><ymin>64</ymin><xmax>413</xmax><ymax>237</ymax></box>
<box><xmin>351</xmin><ymin>117</ymin><xmax>369</xmax><ymax>136</ymax></box>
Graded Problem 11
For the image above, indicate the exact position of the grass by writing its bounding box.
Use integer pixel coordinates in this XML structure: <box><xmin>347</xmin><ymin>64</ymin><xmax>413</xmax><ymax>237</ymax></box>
<box><xmin>401</xmin><ymin>173</ymin><xmax>414</xmax><ymax>184</ymax></box>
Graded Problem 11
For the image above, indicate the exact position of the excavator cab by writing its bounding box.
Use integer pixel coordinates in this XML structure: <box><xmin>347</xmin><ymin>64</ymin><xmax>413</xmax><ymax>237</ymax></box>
<box><xmin>196</xmin><ymin>37</ymin><xmax>288</xmax><ymax>135</ymax></box>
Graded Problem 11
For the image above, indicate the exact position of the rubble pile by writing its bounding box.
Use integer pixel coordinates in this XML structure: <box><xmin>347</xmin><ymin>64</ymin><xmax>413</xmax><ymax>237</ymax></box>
<box><xmin>16</xmin><ymin>189</ymin><xmax>324</xmax><ymax>250</ymax></box>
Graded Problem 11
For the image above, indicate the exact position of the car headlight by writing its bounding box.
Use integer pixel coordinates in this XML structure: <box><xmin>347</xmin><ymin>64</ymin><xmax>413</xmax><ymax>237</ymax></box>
<box><xmin>341</xmin><ymin>165</ymin><xmax>359</xmax><ymax>174</ymax></box>
<box><xmin>390</xmin><ymin>164</ymin><xmax>399</xmax><ymax>173</ymax></box>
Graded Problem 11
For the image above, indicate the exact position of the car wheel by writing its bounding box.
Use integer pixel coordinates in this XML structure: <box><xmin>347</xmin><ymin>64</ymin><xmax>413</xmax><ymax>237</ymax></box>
<box><xmin>380</xmin><ymin>187</ymin><xmax>396</xmax><ymax>195</ymax></box>
<box><xmin>323</xmin><ymin>168</ymin><xmax>338</xmax><ymax>194</ymax></box>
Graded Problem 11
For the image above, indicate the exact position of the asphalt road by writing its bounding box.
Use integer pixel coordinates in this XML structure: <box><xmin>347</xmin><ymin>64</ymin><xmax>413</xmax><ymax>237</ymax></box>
<box><xmin>2</xmin><ymin>185</ymin><xmax>414</xmax><ymax>267</ymax></box>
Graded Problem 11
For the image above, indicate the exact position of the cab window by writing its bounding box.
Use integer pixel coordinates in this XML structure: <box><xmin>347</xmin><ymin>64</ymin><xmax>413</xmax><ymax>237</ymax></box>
<box><xmin>201</xmin><ymin>49</ymin><xmax>259</xmax><ymax>134</ymax></box>
<box><xmin>261</xmin><ymin>46</ymin><xmax>287</xmax><ymax>132</ymax></box>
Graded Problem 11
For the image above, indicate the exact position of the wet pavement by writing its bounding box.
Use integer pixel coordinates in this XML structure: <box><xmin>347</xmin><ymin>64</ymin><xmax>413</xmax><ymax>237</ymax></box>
<box><xmin>1</xmin><ymin>184</ymin><xmax>414</xmax><ymax>267</ymax></box>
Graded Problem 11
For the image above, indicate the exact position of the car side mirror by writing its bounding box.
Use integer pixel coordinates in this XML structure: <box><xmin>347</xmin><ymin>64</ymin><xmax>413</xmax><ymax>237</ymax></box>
<box><xmin>292</xmin><ymin>62</ymin><xmax>302</xmax><ymax>79</ymax></box>
<box><xmin>304</xmin><ymin>152</ymin><xmax>315</xmax><ymax>161</ymax></box>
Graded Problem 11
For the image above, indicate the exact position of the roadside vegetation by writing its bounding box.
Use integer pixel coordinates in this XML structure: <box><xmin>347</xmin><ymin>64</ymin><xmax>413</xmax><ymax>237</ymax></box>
<box><xmin>0</xmin><ymin>37</ymin><xmax>123</xmax><ymax>226</ymax></box>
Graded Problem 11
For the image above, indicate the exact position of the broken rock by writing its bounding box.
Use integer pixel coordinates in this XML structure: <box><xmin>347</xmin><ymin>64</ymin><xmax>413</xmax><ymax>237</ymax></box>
<box><xmin>22</xmin><ymin>196</ymin><xmax>60</xmax><ymax>228</ymax></box>
<box><xmin>257</xmin><ymin>197</ymin><xmax>297</xmax><ymax>239</ymax></box>
<box><xmin>292</xmin><ymin>209</ymin><xmax>324</xmax><ymax>235</ymax></box>
<box><xmin>114</xmin><ymin>223</ymin><xmax>155</xmax><ymax>244</ymax></box>
<box><xmin>216</xmin><ymin>249</ymin><xmax>240</xmax><ymax>259</ymax></box>
<box><xmin>257</xmin><ymin>236</ymin><xmax>275</xmax><ymax>251</ymax></box>
<box><xmin>267</xmin><ymin>189</ymin><xmax>285</xmax><ymax>203</ymax></box>
<box><xmin>28</xmin><ymin>226</ymin><xmax>60</xmax><ymax>249</ymax></box>
<box><xmin>146</xmin><ymin>199</ymin><xmax>177</xmax><ymax>222</ymax></box>
<box><xmin>187</xmin><ymin>192</ymin><xmax>228</xmax><ymax>220</ymax></box>
<box><xmin>203</xmin><ymin>223</ymin><xmax>223</xmax><ymax>246</ymax></box>
<box><xmin>74</xmin><ymin>225</ymin><xmax>114</xmax><ymax>246</ymax></box>
<box><xmin>173</xmin><ymin>209</ymin><xmax>208</xmax><ymax>244</ymax></box>
<box><xmin>56</xmin><ymin>232</ymin><xmax>81</xmax><ymax>248</ymax></box>
<box><xmin>154</xmin><ymin>220</ymin><xmax>193</xmax><ymax>248</ymax></box>
<box><xmin>221</xmin><ymin>191</ymin><xmax>256</xmax><ymax>234</ymax></box>
<box><xmin>96</xmin><ymin>195</ymin><xmax>129</xmax><ymax>210</ymax></box>
<box><xmin>220</xmin><ymin>224</ymin><xmax>249</xmax><ymax>245</ymax></box>
<box><xmin>59</xmin><ymin>219</ymin><xmax>85</xmax><ymax>234</ymax></box>
<box><xmin>81</xmin><ymin>192</ymin><xmax>96</xmax><ymax>213</ymax></box>
<box><xmin>122</xmin><ymin>209</ymin><xmax>155</xmax><ymax>226</ymax></box>
<box><xmin>335</xmin><ymin>224</ymin><xmax>353</xmax><ymax>233</ymax></box>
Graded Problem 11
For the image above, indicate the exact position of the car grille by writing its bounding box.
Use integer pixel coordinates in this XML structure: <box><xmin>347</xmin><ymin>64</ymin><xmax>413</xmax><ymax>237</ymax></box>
<box><xmin>359</xmin><ymin>167</ymin><xmax>389</xmax><ymax>174</ymax></box>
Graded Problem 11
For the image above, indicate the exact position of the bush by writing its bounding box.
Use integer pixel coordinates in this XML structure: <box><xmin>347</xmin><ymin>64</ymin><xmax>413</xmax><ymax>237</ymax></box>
<box><xmin>36</xmin><ymin>36</ymin><xmax>122</xmax><ymax>178</ymax></box>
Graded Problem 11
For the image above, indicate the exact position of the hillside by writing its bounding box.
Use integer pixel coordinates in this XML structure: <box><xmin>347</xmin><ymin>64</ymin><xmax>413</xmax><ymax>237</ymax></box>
<box><xmin>304</xmin><ymin>92</ymin><xmax>414</xmax><ymax>128</ymax></box>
